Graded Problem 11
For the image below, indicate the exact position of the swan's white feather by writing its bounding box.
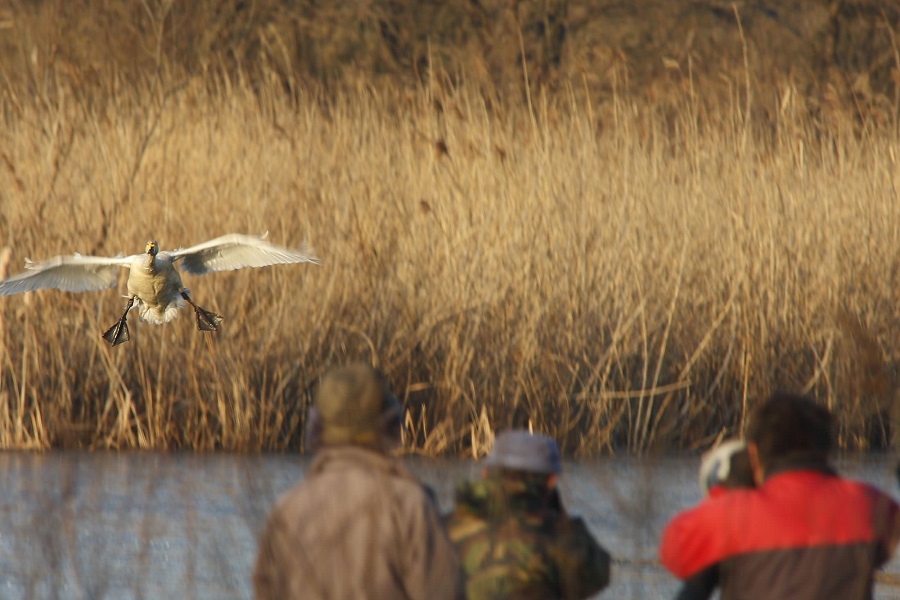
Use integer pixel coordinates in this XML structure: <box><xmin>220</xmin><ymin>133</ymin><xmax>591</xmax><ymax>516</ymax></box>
<box><xmin>167</xmin><ymin>233</ymin><xmax>319</xmax><ymax>276</ymax></box>
<box><xmin>0</xmin><ymin>254</ymin><xmax>134</xmax><ymax>295</ymax></box>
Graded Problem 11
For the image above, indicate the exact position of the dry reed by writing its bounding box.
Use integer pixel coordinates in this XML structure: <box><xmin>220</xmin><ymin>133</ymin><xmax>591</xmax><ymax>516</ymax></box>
<box><xmin>0</xmin><ymin>63</ymin><xmax>898</xmax><ymax>455</ymax></box>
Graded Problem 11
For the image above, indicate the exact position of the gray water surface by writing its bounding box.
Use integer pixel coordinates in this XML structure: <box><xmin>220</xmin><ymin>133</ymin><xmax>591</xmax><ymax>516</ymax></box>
<box><xmin>1</xmin><ymin>452</ymin><xmax>898</xmax><ymax>599</ymax></box>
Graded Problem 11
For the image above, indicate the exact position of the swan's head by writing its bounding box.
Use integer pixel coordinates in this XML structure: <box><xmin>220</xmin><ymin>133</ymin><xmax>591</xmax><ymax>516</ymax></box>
<box><xmin>145</xmin><ymin>240</ymin><xmax>159</xmax><ymax>256</ymax></box>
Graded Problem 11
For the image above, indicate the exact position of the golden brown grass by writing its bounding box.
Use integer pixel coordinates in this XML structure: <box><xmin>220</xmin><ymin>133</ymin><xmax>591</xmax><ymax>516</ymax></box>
<box><xmin>0</xmin><ymin>66</ymin><xmax>898</xmax><ymax>454</ymax></box>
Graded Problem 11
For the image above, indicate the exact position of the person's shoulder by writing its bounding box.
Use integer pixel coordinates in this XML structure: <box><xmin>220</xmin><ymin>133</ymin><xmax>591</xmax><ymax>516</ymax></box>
<box><xmin>269</xmin><ymin>451</ymin><xmax>401</xmax><ymax>513</ymax></box>
<box><xmin>663</xmin><ymin>486</ymin><xmax>761</xmax><ymax>541</ymax></box>
<box><xmin>378</xmin><ymin>459</ymin><xmax>434</xmax><ymax>496</ymax></box>
<box><xmin>763</xmin><ymin>470</ymin><xmax>899</xmax><ymax>524</ymax></box>
<box><xmin>268</xmin><ymin>476</ymin><xmax>321</xmax><ymax>514</ymax></box>
<box><xmin>841</xmin><ymin>475</ymin><xmax>895</xmax><ymax>494</ymax></box>
<box><xmin>682</xmin><ymin>485</ymin><xmax>757</xmax><ymax>515</ymax></box>
<box><xmin>313</xmin><ymin>447</ymin><xmax>419</xmax><ymax>485</ymax></box>
<box><xmin>258</xmin><ymin>480</ymin><xmax>316</xmax><ymax>539</ymax></box>
<box><xmin>839</xmin><ymin>476</ymin><xmax>899</xmax><ymax>508</ymax></box>
<box><xmin>364</xmin><ymin>457</ymin><xmax>446</xmax><ymax>514</ymax></box>
<box><xmin>390</xmin><ymin>477</ymin><xmax>443</xmax><ymax>515</ymax></box>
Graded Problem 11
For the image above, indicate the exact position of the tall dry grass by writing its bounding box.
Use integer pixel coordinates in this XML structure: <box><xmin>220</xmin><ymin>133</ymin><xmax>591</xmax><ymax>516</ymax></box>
<box><xmin>0</xmin><ymin>66</ymin><xmax>898</xmax><ymax>455</ymax></box>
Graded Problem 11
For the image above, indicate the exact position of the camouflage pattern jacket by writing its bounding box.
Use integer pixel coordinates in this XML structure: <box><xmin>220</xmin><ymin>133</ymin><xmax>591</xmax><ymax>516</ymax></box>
<box><xmin>445</xmin><ymin>475</ymin><xmax>610</xmax><ymax>599</ymax></box>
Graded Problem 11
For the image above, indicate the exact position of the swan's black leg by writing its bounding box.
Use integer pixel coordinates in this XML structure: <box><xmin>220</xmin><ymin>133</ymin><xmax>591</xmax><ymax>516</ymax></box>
<box><xmin>180</xmin><ymin>290</ymin><xmax>223</xmax><ymax>332</ymax></box>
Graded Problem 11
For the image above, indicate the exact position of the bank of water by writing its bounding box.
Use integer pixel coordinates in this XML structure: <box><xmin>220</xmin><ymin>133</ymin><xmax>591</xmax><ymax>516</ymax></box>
<box><xmin>0</xmin><ymin>452</ymin><xmax>897</xmax><ymax>599</ymax></box>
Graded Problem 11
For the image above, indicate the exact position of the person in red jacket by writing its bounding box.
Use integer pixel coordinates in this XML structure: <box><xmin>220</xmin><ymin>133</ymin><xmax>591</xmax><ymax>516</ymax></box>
<box><xmin>660</xmin><ymin>392</ymin><xmax>900</xmax><ymax>600</ymax></box>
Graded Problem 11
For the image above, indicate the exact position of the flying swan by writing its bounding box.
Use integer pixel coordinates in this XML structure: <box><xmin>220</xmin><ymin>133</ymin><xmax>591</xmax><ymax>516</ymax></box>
<box><xmin>0</xmin><ymin>233</ymin><xmax>319</xmax><ymax>346</ymax></box>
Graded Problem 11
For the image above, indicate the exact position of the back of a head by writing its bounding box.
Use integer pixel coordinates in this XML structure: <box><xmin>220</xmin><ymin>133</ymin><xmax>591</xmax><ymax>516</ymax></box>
<box><xmin>725</xmin><ymin>446</ymin><xmax>754</xmax><ymax>488</ymax></box>
<box><xmin>313</xmin><ymin>363</ymin><xmax>401</xmax><ymax>449</ymax></box>
<box><xmin>484</xmin><ymin>430</ymin><xmax>562</xmax><ymax>476</ymax></box>
<box><xmin>747</xmin><ymin>392</ymin><xmax>833</xmax><ymax>472</ymax></box>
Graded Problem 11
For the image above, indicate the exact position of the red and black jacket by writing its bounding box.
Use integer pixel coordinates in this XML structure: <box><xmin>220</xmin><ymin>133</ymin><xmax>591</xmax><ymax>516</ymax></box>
<box><xmin>660</xmin><ymin>468</ymin><xmax>900</xmax><ymax>600</ymax></box>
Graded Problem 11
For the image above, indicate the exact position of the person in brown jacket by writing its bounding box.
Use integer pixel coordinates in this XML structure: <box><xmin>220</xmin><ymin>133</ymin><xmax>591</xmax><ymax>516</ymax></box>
<box><xmin>252</xmin><ymin>363</ymin><xmax>464</xmax><ymax>600</ymax></box>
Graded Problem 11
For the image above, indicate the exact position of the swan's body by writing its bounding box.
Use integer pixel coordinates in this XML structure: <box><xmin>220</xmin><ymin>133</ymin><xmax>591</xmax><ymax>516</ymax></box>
<box><xmin>123</xmin><ymin>250</ymin><xmax>184</xmax><ymax>324</ymax></box>
<box><xmin>0</xmin><ymin>233</ymin><xmax>319</xmax><ymax>345</ymax></box>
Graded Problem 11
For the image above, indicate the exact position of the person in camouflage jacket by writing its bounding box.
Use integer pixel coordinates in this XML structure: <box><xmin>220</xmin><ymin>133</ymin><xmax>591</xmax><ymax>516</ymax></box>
<box><xmin>445</xmin><ymin>430</ymin><xmax>611</xmax><ymax>599</ymax></box>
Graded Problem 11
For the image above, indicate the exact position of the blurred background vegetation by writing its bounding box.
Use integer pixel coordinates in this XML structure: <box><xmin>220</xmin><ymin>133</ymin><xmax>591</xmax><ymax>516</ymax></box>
<box><xmin>1</xmin><ymin>0</ymin><xmax>899</xmax><ymax>118</ymax></box>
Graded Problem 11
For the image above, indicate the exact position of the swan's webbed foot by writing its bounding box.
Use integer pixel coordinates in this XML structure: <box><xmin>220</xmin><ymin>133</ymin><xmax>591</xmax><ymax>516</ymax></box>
<box><xmin>102</xmin><ymin>297</ymin><xmax>135</xmax><ymax>347</ymax></box>
<box><xmin>180</xmin><ymin>291</ymin><xmax>224</xmax><ymax>332</ymax></box>
<box><xmin>102</xmin><ymin>317</ymin><xmax>130</xmax><ymax>346</ymax></box>
<box><xmin>194</xmin><ymin>305</ymin><xmax>224</xmax><ymax>331</ymax></box>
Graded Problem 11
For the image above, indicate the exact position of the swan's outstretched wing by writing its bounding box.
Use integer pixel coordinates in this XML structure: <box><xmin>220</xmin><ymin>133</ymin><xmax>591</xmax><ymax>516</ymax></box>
<box><xmin>166</xmin><ymin>233</ymin><xmax>320</xmax><ymax>276</ymax></box>
<box><xmin>0</xmin><ymin>254</ymin><xmax>134</xmax><ymax>296</ymax></box>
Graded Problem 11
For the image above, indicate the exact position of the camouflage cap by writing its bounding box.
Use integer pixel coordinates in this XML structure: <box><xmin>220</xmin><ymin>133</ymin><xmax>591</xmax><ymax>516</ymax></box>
<box><xmin>484</xmin><ymin>430</ymin><xmax>562</xmax><ymax>474</ymax></box>
<box><xmin>314</xmin><ymin>363</ymin><xmax>401</xmax><ymax>447</ymax></box>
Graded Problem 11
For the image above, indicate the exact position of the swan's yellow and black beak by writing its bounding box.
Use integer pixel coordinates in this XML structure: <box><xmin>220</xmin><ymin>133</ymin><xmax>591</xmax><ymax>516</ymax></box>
<box><xmin>145</xmin><ymin>241</ymin><xmax>158</xmax><ymax>256</ymax></box>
